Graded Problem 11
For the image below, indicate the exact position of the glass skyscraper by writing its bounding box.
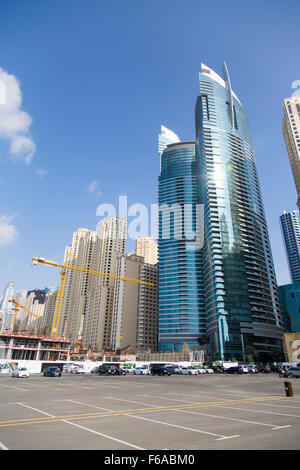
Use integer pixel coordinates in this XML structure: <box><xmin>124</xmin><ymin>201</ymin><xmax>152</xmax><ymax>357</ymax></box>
<box><xmin>158</xmin><ymin>64</ymin><xmax>284</xmax><ymax>361</ymax></box>
<box><xmin>280</xmin><ymin>210</ymin><xmax>300</xmax><ymax>283</ymax></box>
<box><xmin>195</xmin><ymin>63</ymin><xmax>283</xmax><ymax>361</ymax></box>
<box><xmin>158</xmin><ymin>132</ymin><xmax>205</xmax><ymax>352</ymax></box>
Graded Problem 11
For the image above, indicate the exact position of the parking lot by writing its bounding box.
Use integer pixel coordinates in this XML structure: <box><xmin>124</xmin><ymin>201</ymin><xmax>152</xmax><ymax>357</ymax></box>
<box><xmin>0</xmin><ymin>372</ymin><xmax>299</xmax><ymax>451</ymax></box>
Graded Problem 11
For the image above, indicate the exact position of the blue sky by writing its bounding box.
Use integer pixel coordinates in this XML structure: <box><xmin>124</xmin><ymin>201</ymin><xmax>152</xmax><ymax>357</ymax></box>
<box><xmin>0</xmin><ymin>0</ymin><xmax>299</xmax><ymax>295</ymax></box>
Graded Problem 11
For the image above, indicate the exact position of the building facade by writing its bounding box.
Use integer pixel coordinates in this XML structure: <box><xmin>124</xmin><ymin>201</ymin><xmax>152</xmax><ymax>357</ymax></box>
<box><xmin>158</xmin><ymin>134</ymin><xmax>205</xmax><ymax>352</ymax></box>
<box><xmin>82</xmin><ymin>216</ymin><xmax>127</xmax><ymax>351</ymax></box>
<box><xmin>111</xmin><ymin>254</ymin><xmax>158</xmax><ymax>353</ymax></box>
<box><xmin>280</xmin><ymin>210</ymin><xmax>300</xmax><ymax>283</ymax></box>
<box><xmin>0</xmin><ymin>281</ymin><xmax>14</xmax><ymax>332</ymax></box>
<box><xmin>279</xmin><ymin>282</ymin><xmax>300</xmax><ymax>333</ymax></box>
<box><xmin>282</xmin><ymin>94</ymin><xmax>300</xmax><ymax>210</ymax></box>
<box><xmin>158</xmin><ymin>63</ymin><xmax>284</xmax><ymax>361</ymax></box>
<box><xmin>135</xmin><ymin>236</ymin><xmax>158</xmax><ymax>265</ymax></box>
<box><xmin>195</xmin><ymin>62</ymin><xmax>283</xmax><ymax>361</ymax></box>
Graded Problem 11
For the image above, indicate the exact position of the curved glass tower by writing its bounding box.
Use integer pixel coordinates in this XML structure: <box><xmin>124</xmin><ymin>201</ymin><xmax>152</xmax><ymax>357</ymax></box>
<box><xmin>196</xmin><ymin>63</ymin><xmax>283</xmax><ymax>360</ymax></box>
<box><xmin>158</xmin><ymin>133</ymin><xmax>205</xmax><ymax>352</ymax></box>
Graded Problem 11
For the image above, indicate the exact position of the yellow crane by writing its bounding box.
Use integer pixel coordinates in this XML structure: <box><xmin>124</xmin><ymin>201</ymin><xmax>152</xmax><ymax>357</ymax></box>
<box><xmin>9</xmin><ymin>296</ymin><xmax>42</xmax><ymax>332</ymax></box>
<box><xmin>32</xmin><ymin>255</ymin><xmax>154</xmax><ymax>339</ymax></box>
<box><xmin>10</xmin><ymin>297</ymin><xmax>42</xmax><ymax>319</ymax></box>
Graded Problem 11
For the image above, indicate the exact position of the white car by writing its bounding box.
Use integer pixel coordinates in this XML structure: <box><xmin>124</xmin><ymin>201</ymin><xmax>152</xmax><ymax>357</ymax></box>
<box><xmin>12</xmin><ymin>367</ymin><xmax>29</xmax><ymax>378</ymax></box>
<box><xmin>120</xmin><ymin>366</ymin><xmax>134</xmax><ymax>374</ymax></box>
<box><xmin>196</xmin><ymin>367</ymin><xmax>207</xmax><ymax>374</ymax></box>
<box><xmin>187</xmin><ymin>367</ymin><xmax>198</xmax><ymax>375</ymax></box>
<box><xmin>205</xmin><ymin>367</ymin><xmax>214</xmax><ymax>374</ymax></box>
<box><xmin>134</xmin><ymin>366</ymin><xmax>150</xmax><ymax>375</ymax></box>
<box><xmin>180</xmin><ymin>366</ymin><xmax>198</xmax><ymax>375</ymax></box>
<box><xmin>71</xmin><ymin>366</ymin><xmax>85</xmax><ymax>374</ymax></box>
<box><xmin>239</xmin><ymin>365</ymin><xmax>249</xmax><ymax>373</ymax></box>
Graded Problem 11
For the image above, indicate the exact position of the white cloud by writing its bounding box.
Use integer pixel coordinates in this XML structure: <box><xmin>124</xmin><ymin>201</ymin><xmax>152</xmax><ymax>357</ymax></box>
<box><xmin>0</xmin><ymin>215</ymin><xmax>18</xmax><ymax>247</ymax></box>
<box><xmin>35</xmin><ymin>168</ymin><xmax>47</xmax><ymax>179</ymax></box>
<box><xmin>0</xmin><ymin>67</ymin><xmax>36</xmax><ymax>164</ymax></box>
<box><xmin>88</xmin><ymin>180</ymin><xmax>102</xmax><ymax>196</ymax></box>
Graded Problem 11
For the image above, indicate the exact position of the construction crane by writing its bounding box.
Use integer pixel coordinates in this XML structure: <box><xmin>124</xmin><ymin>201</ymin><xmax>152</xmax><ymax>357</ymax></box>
<box><xmin>10</xmin><ymin>297</ymin><xmax>42</xmax><ymax>319</ymax></box>
<box><xmin>9</xmin><ymin>297</ymin><xmax>42</xmax><ymax>332</ymax></box>
<box><xmin>32</xmin><ymin>256</ymin><xmax>154</xmax><ymax>339</ymax></box>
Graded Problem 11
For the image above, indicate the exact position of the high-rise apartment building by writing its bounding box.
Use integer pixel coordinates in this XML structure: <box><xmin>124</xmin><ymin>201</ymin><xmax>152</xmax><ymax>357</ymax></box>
<box><xmin>136</xmin><ymin>236</ymin><xmax>158</xmax><ymax>265</ymax></box>
<box><xmin>138</xmin><ymin>262</ymin><xmax>158</xmax><ymax>352</ymax></box>
<box><xmin>40</xmin><ymin>289</ymin><xmax>58</xmax><ymax>336</ymax></box>
<box><xmin>282</xmin><ymin>94</ymin><xmax>300</xmax><ymax>210</ymax></box>
<box><xmin>280</xmin><ymin>210</ymin><xmax>300</xmax><ymax>283</ymax></box>
<box><xmin>57</xmin><ymin>228</ymin><xmax>99</xmax><ymax>341</ymax></box>
<box><xmin>158</xmin><ymin>63</ymin><xmax>283</xmax><ymax>361</ymax></box>
<box><xmin>57</xmin><ymin>218</ymin><xmax>127</xmax><ymax>350</ymax></box>
<box><xmin>111</xmin><ymin>253</ymin><xmax>158</xmax><ymax>352</ymax></box>
<box><xmin>111</xmin><ymin>254</ymin><xmax>143</xmax><ymax>351</ymax></box>
<box><xmin>21</xmin><ymin>289</ymin><xmax>46</xmax><ymax>332</ymax></box>
<box><xmin>82</xmin><ymin>216</ymin><xmax>127</xmax><ymax>351</ymax></box>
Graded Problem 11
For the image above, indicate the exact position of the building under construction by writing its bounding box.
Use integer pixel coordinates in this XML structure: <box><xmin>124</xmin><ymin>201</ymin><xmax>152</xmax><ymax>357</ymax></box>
<box><xmin>0</xmin><ymin>332</ymin><xmax>71</xmax><ymax>361</ymax></box>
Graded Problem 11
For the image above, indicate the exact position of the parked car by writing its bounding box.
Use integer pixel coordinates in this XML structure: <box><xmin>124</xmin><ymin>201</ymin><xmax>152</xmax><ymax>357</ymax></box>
<box><xmin>257</xmin><ymin>365</ymin><xmax>271</xmax><ymax>373</ymax></box>
<box><xmin>239</xmin><ymin>365</ymin><xmax>249</xmax><ymax>373</ymax></box>
<box><xmin>43</xmin><ymin>367</ymin><xmax>62</xmax><ymax>377</ymax></box>
<box><xmin>195</xmin><ymin>367</ymin><xmax>207</xmax><ymax>374</ymax></box>
<box><xmin>165</xmin><ymin>365</ymin><xmax>180</xmax><ymax>375</ymax></box>
<box><xmin>211</xmin><ymin>366</ymin><xmax>224</xmax><ymax>373</ymax></box>
<box><xmin>120</xmin><ymin>366</ymin><xmax>134</xmax><ymax>374</ymax></box>
<box><xmin>12</xmin><ymin>367</ymin><xmax>29</xmax><ymax>378</ymax></box>
<box><xmin>72</xmin><ymin>366</ymin><xmax>86</xmax><ymax>374</ymax></box>
<box><xmin>205</xmin><ymin>366</ymin><xmax>214</xmax><ymax>374</ymax></box>
<box><xmin>150</xmin><ymin>364</ymin><xmax>171</xmax><ymax>376</ymax></box>
<box><xmin>224</xmin><ymin>366</ymin><xmax>243</xmax><ymax>374</ymax></box>
<box><xmin>179</xmin><ymin>366</ymin><xmax>197</xmax><ymax>375</ymax></box>
<box><xmin>248</xmin><ymin>364</ymin><xmax>259</xmax><ymax>374</ymax></box>
<box><xmin>134</xmin><ymin>366</ymin><xmax>150</xmax><ymax>375</ymax></box>
<box><xmin>285</xmin><ymin>367</ymin><xmax>300</xmax><ymax>378</ymax></box>
<box><xmin>98</xmin><ymin>364</ymin><xmax>126</xmax><ymax>376</ymax></box>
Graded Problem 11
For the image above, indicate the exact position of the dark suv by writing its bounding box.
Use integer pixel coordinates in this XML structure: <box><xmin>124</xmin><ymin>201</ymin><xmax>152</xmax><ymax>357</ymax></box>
<box><xmin>98</xmin><ymin>364</ymin><xmax>126</xmax><ymax>376</ymax></box>
<box><xmin>224</xmin><ymin>366</ymin><xmax>243</xmax><ymax>374</ymax></box>
<box><xmin>43</xmin><ymin>367</ymin><xmax>62</xmax><ymax>377</ymax></box>
<box><xmin>150</xmin><ymin>364</ymin><xmax>171</xmax><ymax>376</ymax></box>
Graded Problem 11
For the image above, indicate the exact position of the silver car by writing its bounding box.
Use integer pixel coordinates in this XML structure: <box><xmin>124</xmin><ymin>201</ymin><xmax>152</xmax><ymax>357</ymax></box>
<box><xmin>286</xmin><ymin>367</ymin><xmax>300</xmax><ymax>378</ymax></box>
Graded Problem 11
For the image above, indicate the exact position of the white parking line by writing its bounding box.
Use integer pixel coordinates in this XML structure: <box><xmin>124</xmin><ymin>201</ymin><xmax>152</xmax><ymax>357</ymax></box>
<box><xmin>15</xmin><ymin>402</ymin><xmax>145</xmax><ymax>450</ymax></box>
<box><xmin>67</xmin><ymin>399</ymin><xmax>113</xmax><ymax>412</ymax></box>
<box><xmin>135</xmin><ymin>394</ymin><xmax>289</xmax><ymax>430</ymax></box>
<box><xmin>67</xmin><ymin>397</ymin><xmax>239</xmax><ymax>441</ymax></box>
<box><xmin>17</xmin><ymin>403</ymin><xmax>54</xmax><ymax>417</ymax></box>
<box><xmin>62</xmin><ymin>420</ymin><xmax>145</xmax><ymax>449</ymax></box>
<box><xmin>129</xmin><ymin>413</ymin><xmax>239</xmax><ymax>441</ymax></box>
<box><xmin>176</xmin><ymin>408</ymin><xmax>289</xmax><ymax>430</ymax></box>
<box><xmin>216</xmin><ymin>404</ymin><xmax>299</xmax><ymax>420</ymax></box>
<box><xmin>0</xmin><ymin>384</ymin><xmax>29</xmax><ymax>391</ymax></box>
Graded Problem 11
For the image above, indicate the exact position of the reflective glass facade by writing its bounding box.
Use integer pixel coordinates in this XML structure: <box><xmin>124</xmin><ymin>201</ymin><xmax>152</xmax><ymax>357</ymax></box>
<box><xmin>196</xmin><ymin>64</ymin><xmax>283</xmax><ymax>360</ymax></box>
<box><xmin>280</xmin><ymin>211</ymin><xmax>300</xmax><ymax>283</ymax></box>
<box><xmin>158</xmin><ymin>142</ymin><xmax>205</xmax><ymax>352</ymax></box>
